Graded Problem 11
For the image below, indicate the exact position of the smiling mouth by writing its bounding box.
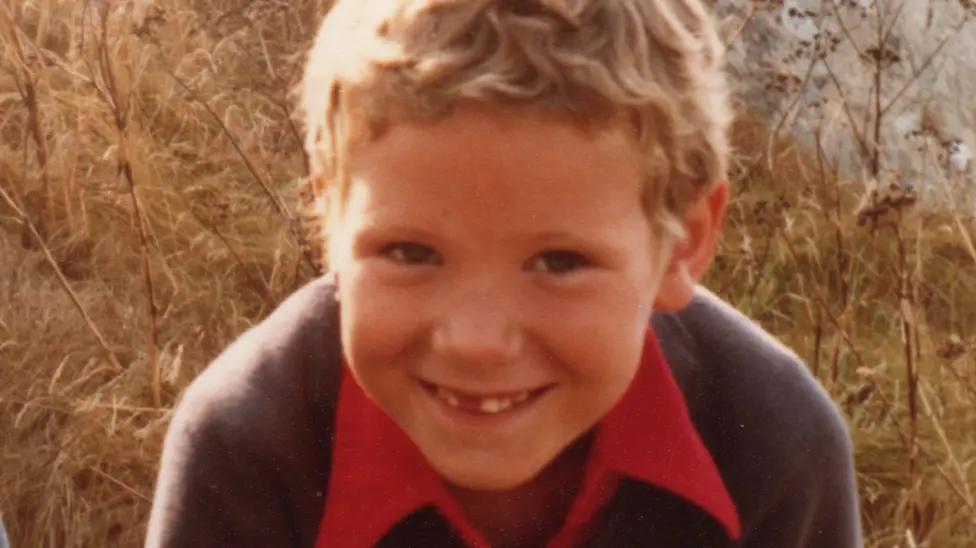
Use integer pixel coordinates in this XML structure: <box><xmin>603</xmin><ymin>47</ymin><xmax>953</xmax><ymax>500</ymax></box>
<box><xmin>419</xmin><ymin>381</ymin><xmax>552</xmax><ymax>415</ymax></box>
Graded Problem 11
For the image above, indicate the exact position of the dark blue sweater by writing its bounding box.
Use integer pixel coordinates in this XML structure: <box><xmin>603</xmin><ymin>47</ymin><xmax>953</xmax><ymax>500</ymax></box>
<box><xmin>145</xmin><ymin>278</ymin><xmax>862</xmax><ymax>547</ymax></box>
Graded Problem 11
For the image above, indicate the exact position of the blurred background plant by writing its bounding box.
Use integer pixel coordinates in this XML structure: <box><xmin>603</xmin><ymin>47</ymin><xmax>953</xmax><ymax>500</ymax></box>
<box><xmin>1</xmin><ymin>0</ymin><xmax>975</xmax><ymax>546</ymax></box>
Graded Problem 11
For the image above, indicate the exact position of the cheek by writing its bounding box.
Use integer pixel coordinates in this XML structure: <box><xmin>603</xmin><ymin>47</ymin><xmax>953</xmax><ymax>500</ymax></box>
<box><xmin>575</xmin><ymin>328</ymin><xmax>645</xmax><ymax>388</ymax></box>
<box><xmin>337</xmin><ymin>268</ymin><xmax>425</xmax><ymax>366</ymax></box>
<box><xmin>558</xmin><ymin>335</ymin><xmax>642</xmax><ymax>433</ymax></box>
<box><xmin>533</xmin><ymin>286</ymin><xmax>649</xmax><ymax>379</ymax></box>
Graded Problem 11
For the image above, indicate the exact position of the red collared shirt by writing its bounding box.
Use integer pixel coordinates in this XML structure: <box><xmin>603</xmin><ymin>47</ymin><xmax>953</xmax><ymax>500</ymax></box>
<box><xmin>316</xmin><ymin>329</ymin><xmax>741</xmax><ymax>547</ymax></box>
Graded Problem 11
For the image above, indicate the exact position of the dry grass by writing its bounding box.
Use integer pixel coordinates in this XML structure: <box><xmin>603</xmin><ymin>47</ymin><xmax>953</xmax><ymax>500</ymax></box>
<box><xmin>0</xmin><ymin>0</ymin><xmax>974</xmax><ymax>547</ymax></box>
<box><xmin>715</xmin><ymin>114</ymin><xmax>976</xmax><ymax>546</ymax></box>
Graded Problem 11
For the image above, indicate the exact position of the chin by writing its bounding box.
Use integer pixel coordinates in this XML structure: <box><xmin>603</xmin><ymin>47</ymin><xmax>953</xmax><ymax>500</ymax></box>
<box><xmin>435</xmin><ymin>458</ymin><xmax>546</xmax><ymax>493</ymax></box>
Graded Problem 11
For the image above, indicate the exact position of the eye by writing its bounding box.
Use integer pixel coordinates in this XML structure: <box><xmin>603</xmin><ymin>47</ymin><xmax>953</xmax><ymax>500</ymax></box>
<box><xmin>380</xmin><ymin>242</ymin><xmax>440</xmax><ymax>266</ymax></box>
<box><xmin>530</xmin><ymin>250</ymin><xmax>590</xmax><ymax>274</ymax></box>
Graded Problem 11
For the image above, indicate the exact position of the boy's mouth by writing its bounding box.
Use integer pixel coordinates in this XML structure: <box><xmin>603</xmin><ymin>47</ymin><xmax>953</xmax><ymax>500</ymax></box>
<box><xmin>419</xmin><ymin>381</ymin><xmax>551</xmax><ymax>415</ymax></box>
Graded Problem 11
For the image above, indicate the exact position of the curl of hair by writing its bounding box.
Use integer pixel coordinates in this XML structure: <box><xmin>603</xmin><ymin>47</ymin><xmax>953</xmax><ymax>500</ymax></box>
<box><xmin>300</xmin><ymin>0</ymin><xmax>732</xmax><ymax>245</ymax></box>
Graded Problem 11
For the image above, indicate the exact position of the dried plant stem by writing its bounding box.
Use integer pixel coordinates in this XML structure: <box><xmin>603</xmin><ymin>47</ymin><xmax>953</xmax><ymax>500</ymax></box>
<box><xmin>2</xmin><ymin>14</ymin><xmax>53</xmax><ymax>237</ymax></box>
<box><xmin>141</xmin><ymin>35</ymin><xmax>319</xmax><ymax>276</ymax></box>
<box><xmin>879</xmin><ymin>18</ymin><xmax>971</xmax><ymax>118</ymax></box>
<box><xmin>937</xmin><ymin>175</ymin><xmax>976</xmax><ymax>265</ymax></box>
<box><xmin>866</xmin><ymin>2</ymin><xmax>921</xmax><ymax>528</ymax></box>
<box><xmin>86</xmin><ymin>9</ymin><xmax>161</xmax><ymax>407</ymax></box>
<box><xmin>188</xmin><ymin>208</ymin><xmax>276</xmax><ymax>309</ymax></box>
<box><xmin>18</xmin><ymin>66</ymin><xmax>52</xmax><ymax>236</ymax></box>
<box><xmin>918</xmin><ymin>385</ymin><xmax>976</xmax><ymax>517</ymax></box>
<box><xmin>0</xmin><ymin>186</ymin><xmax>122</xmax><ymax>373</ymax></box>
<box><xmin>820</xmin><ymin>58</ymin><xmax>873</xmax><ymax>168</ymax></box>
<box><xmin>87</xmin><ymin>466</ymin><xmax>151</xmax><ymax>504</ymax></box>
<box><xmin>870</xmin><ymin>0</ymin><xmax>885</xmax><ymax>177</ymax></box>
<box><xmin>2</xmin><ymin>5</ymin><xmax>122</xmax><ymax>374</ymax></box>
<box><xmin>766</xmin><ymin>55</ymin><xmax>818</xmax><ymax>172</ymax></box>
<box><xmin>893</xmin><ymin>220</ymin><xmax>921</xmax><ymax>532</ymax></box>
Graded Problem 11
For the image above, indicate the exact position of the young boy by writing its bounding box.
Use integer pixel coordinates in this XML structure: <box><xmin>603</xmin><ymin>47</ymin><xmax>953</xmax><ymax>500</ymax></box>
<box><xmin>145</xmin><ymin>0</ymin><xmax>862</xmax><ymax>546</ymax></box>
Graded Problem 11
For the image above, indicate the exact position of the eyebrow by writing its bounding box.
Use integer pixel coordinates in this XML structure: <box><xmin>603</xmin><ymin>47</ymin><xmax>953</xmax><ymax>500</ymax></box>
<box><xmin>356</xmin><ymin>220</ymin><xmax>617</xmax><ymax>244</ymax></box>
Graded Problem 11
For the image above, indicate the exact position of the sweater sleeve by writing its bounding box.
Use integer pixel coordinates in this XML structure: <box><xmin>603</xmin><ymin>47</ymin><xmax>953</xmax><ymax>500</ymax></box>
<box><xmin>739</xmin><ymin>394</ymin><xmax>863</xmax><ymax>548</ymax></box>
<box><xmin>654</xmin><ymin>287</ymin><xmax>864</xmax><ymax>548</ymax></box>
<box><xmin>144</xmin><ymin>366</ymin><xmax>304</xmax><ymax>548</ymax></box>
<box><xmin>145</xmin><ymin>279</ymin><xmax>342</xmax><ymax>548</ymax></box>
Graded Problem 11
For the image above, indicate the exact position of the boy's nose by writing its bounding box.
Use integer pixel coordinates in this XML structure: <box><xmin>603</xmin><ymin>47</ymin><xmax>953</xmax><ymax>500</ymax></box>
<box><xmin>431</xmin><ymin>294</ymin><xmax>523</xmax><ymax>367</ymax></box>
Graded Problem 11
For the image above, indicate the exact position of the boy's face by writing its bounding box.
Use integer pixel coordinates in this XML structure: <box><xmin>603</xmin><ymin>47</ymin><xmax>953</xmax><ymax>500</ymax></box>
<box><xmin>331</xmin><ymin>106</ymin><xmax>701</xmax><ymax>492</ymax></box>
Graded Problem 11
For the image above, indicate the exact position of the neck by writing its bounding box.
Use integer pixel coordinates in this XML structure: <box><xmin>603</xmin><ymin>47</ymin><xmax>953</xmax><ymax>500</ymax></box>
<box><xmin>447</xmin><ymin>433</ymin><xmax>593</xmax><ymax>547</ymax></box>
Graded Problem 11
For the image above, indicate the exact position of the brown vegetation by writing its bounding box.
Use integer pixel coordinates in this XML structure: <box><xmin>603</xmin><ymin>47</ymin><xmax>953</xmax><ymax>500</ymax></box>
<box><xmin>0</xmin><ymin>0</ymin><xmax>974</xmax><ymax>546</ymax></box>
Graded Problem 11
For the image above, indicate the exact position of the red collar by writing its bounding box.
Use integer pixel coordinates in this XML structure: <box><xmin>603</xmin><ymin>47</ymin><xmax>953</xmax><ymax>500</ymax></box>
<box><xmin>317</xmin><ymin>329</ymin><xmax>741</xmax><ymax>547</ymax></box>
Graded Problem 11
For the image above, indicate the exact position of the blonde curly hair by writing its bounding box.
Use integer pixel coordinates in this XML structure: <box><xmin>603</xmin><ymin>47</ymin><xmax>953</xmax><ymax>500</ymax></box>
<box><xmin>300</xmin><ymin>0</ymin><xmax>732</xmax><ymax>249</ymax></box>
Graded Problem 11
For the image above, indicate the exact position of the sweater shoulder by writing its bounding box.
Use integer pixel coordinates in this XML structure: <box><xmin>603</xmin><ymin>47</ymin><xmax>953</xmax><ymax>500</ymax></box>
<box><xmin>652</xmin><ymin>287</ymin><xmax>857</xmax><ymax>535</ymax></box>
<box><xmin>171</xmin><ymin>276</ymin><xmax>343</xmax><ymax>463</ymax></box>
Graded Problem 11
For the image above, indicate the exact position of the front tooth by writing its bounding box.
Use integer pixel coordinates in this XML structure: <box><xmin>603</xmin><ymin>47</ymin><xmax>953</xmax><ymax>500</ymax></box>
<box><xmin>438</xmin><ymin>387</ymin><xmax>461</xmax><ymax>407</ymax></box>
<box><xmin>479</xmin><ymin>397</ymin><xmax>512</xmax><ymax>414</ymax></box>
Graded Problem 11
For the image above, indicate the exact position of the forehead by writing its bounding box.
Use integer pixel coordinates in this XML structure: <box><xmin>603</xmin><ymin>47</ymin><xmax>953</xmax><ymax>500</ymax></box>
<box><xmin>344</xmin><ymin>106</ymin><xmax>647</xmax><ymax>232</ymax></box>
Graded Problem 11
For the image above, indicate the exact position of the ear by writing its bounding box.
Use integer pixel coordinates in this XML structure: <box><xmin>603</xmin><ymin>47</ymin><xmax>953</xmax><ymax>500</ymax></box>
<box><xmin>652</xmin><ymin>180</ymin><xmax>729</xmax><ymax>312</ymax></box>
